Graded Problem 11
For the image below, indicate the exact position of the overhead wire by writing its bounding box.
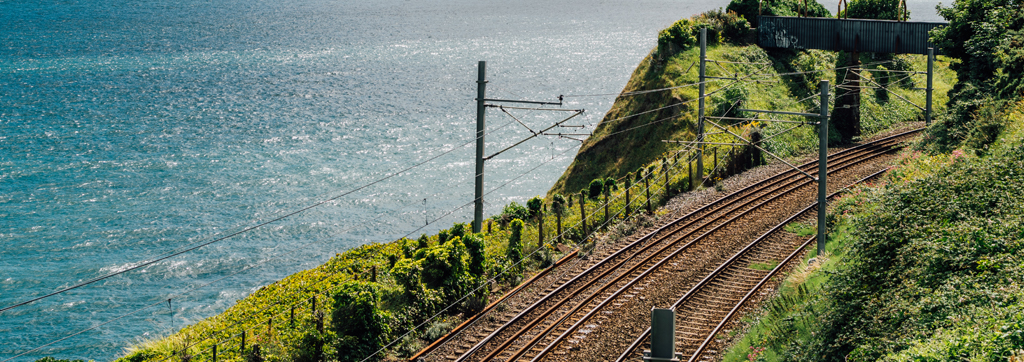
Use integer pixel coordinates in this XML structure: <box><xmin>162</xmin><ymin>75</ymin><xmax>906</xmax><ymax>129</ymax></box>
<box><xmin>0</xmin><ymin>116</ymin><xmax>526</xmax><ymax>315</ymax></box>
<box><xmin>4</xmin><ymin>208</ymin><xmax>401</xmax><ymax>361</ymax></box>
<box><xmin>362</xmin><ymin>140</ymin><xmax>701</xmax><ymax>362</ymax></box>
<box><xmin>3</xmin><ymin>119</ymin><xmax>529</xmax><ymax>357</ymax></box>
<box><xmin>41</xmin><ymin>118</ymin><xmax>577</xmax><ymax>362</ymax></box>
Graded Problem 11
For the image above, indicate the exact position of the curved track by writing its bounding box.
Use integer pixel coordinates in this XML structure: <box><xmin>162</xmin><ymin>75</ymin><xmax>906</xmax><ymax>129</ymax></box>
<box><xmin>417</xmin><ymin>129</ymin><xmax>920</xmax><ymax>362</ymax></box>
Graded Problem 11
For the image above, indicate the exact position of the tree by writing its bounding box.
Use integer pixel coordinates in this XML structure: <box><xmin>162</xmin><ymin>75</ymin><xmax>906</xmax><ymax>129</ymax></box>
<box><xmin>420</xmin><ymin>237</ymin><xmax>469</xmax><ymax>301</ymax></box>
<box><xmin>391</xmin><ymin>258</ymin><xmax>423</xmax><ymax>300</ymax></box>
<box><xmin>926</xmin><ymin>0</ymin><xmax>1024</xmax><ymax>150</ymax></box>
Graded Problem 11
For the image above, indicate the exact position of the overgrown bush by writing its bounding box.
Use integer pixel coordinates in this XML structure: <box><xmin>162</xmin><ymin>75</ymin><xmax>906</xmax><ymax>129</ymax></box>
<box><xmin>925</xmin><ymin>0</ymin><xmax>1024</xmax><ymax>151</ymax></box>
<box><xmin>588</xmin><ymin>179</ymin><xmax>605</xmax><ymax>199</ymax></box>
<box><xmin>331</xmin><ymin>281</ymin><xmax>391</xmax><ymax>362</ymax></box>
<box><xmin>526</xmin><ymin>196</ymin><xmax>543</xmax><ymax>218</ymax></box>
<box><xmin>507</xmin><ymin>219</ymin><xmax>525</xmax><ymax>273</ymax></box>
<box><xmin>419</xmin><ymin>237</ymin><xmax>469</xmax><ymax>300</ymax></box>
<box><xmin>463</xmin><ymin>234</ymin><xmax>486</xmax><ymax>276</ymax></box>
<box><xmin>657</xmin><ymin>9</ymin><xmax>752</xmax><ymax>59</ymax></box>
<box><xmin>390</xmin><ymin>258</ymin><xmax>422</xmax><ymax>300</ymax></box>
<box><xmin>416</xmin><ymin>234</ymin><xmax>429</xmax><ymax>249</ymax></box>
<box><xmin>726</xmin><ymin>0</ymin><xmax>829</xmax><ymax>27</ymax></box>
<box><xmin>498</xmin><ymin>202</ymin><xmax>530</xmax><ymax>225</ymax></box>
<box><xmin>790</xmin><ymin>144</ymin><xmax>1024</xmax><ymax>361</ymax></box>
<box><xmin>551</xmin><ymin>194</ymin><xmax>566</xmax><ymax>216</ymax></box>
<box><xmin>448</xmin><ymin>223</ymin><xmax>467</xmax><ymax>240</ymax></box>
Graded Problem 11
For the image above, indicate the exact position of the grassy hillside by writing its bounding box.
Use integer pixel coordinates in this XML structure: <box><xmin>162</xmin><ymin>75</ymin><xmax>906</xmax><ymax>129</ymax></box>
<box><xmin>549</xmin><ymin>23</ymin><xmax>952</xmax><ymax>197</ymax></box>
<box><xmin>722</xmin><ymin>100</ymin><xmax>1024</xmax><ymax>362</ymax></box>
<box><xmin>719</xmin><ymin>0</ymin><xmax>1024</xmax><ymax>359</ymax></box>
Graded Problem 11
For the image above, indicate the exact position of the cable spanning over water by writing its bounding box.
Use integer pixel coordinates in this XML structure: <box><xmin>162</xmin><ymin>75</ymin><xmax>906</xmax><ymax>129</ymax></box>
<box><xmin>11</xmin><ymin>138</ymin><xmax>581</xmax><ymax>362</ymax></box>
<box><xmin>0</xmin><ymin>119</ymin><xmax>522</xmax><ymax>315</ymax></box>
<box><xmin>157</xmin><ymin>145</ymin><xmax>584</xmax><ymax>362</ymax></box>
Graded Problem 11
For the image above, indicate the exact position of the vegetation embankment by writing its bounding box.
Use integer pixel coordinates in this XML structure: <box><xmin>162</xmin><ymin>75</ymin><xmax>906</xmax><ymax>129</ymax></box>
<box><xmin>108</xmin><ymin>1</ymin><xmax>961</xmax><ymax>361</ymax></box>
<box><xmin>720</xmin><ymin>0</ymin><xmax>1024</xmax><ymax>360</ymax></box>
<box><xmin>548</xmin><ymin>2</ymin><xmax>949</xmax><ymax>196</ymax></box>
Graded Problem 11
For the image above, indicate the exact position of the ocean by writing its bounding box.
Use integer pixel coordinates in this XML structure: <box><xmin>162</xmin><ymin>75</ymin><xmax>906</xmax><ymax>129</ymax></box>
<box><xmin>0</xmin><ymin>0</ymin><xmax>943</xmax><ymax>360</ymax></box>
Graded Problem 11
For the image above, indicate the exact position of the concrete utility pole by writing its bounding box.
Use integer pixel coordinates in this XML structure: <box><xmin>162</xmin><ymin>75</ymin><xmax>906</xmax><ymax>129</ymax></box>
<box><xmin>926</xmin><ymin>47</ymin><xmax>934</xmax><ymax>125</ymax></box>
<box><xmin>474</xmin><ymin>61</ymin><xmax>487</xmax><ymax>233</ymax></box>
<box><xmin>817</xmin><ymin>80</ymin><xmax>829</xmax><ymax>256</ymax></box>
<box><xmin>697</xmin><ymin>28</ymin><xmax>707</xmax><ymax>188</ymax></box>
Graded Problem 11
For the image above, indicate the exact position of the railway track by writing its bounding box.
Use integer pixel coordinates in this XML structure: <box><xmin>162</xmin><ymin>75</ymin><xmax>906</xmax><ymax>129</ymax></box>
<box><xmin>611</xmin><ymin>168</ymin><xmax>892</xmax><ymax>362</ymax></box>
<box><xmin>417</xmin><ymin>128</ymin><xmax>921</xmax><ymax>362</ymax></box>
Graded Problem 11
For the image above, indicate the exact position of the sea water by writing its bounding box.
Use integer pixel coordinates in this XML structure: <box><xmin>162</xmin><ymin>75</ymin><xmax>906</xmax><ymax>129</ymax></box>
<box><xmin>0</xmin><ymin>0</ymin><xmax>943</xmax><ymax>360</ymax></box>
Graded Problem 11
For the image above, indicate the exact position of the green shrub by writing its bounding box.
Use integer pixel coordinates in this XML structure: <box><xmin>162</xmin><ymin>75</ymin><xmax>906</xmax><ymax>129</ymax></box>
<box><xmin>789</xmin><ymin>144</ymin><xmax>1024</xmax><ymax>361</ymax></box>
<box><xmin>499</xmin><ymin>202</ymin><xmax>530</xmax><ymax>224</ymax></box>
<box><xmin>603</xmin><ymin>177</ymin><xmax>617</xmax><ymax>193</ymax></box>
<box><xmin>726</xmin><ymin>0</ymin><xmax>830</xmax><ymax>28</ymax></box>
<box><xmin>693</xmin><ymin>8</ymin><xmax>751</xmax><ymax>43</ymax></box>
<box><xmin>416</xmin><ymin>234</ymin><xmax>429</xmax><ymax>249</ymax></box>
<box><xmin>391</xmin><ymin>258</ymin><xmax>422</xmax><ymax>299</ymax></box>
<box><xmin>526</xmin><ymin>196</ymin><xmax>543</xmax><ymax>218</ymax></box>
<box><xmin>330</xmin><ymin>281</ymin><xmax>391</xmax><ymax>362</ymax></box>
<box><xmin>420</xmin><ymin>237</ymin><xmax>469</xmax><ymax>300</ymax></box>
<box><xmin>507</xmin><ymin>219</ymin><xmax>525</xmax><ymax>272</ymax></box>
<box><xmin>588</xmin><ymin>179</ymin><xmax>605</xmax><ymax>199</ymax></box>
<box><xmin>924</xmin><ymin>0</ymin><xmax>1024</xmax><ymax>151</ymax></box>
<box><xmin>448</xmin><ymin>223</ymin><xmax>467</xmax><ymax>240</ymax></box>
<box><xmin>423</xmin><ymin>318</ymin><xmax>456</xmax><ymax>342</ymax></box>
<box><xmin>463</xmin><ymin>234</ymin><xmax>486</xmax><ymax>276</ymax></box>
<box><xmin>657</xmin><ymin>19</ymin><xmax>699</xmax><ymax>57</ymax></box>
<box><xmin>289</xmin><ymin>329</ymin><xmax>335</xmax><ymax>362</ymax></box>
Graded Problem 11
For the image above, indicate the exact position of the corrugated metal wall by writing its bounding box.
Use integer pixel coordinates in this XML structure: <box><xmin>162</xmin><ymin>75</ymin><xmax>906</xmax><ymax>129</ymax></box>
<box><xmin>758</xmin><ymin>16</ymin><xmax>947</xmax><ymax>55</ymax></box>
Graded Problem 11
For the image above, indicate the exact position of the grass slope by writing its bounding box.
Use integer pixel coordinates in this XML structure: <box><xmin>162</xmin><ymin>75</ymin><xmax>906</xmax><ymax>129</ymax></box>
<box><xmin>549</xmin><ymin>42</ymin><xmax>953</xmax><ymax>197</ymax></box>
<box><xmin>722</xmin><ymin>100</ymin><xmax>1024</xmax><ymax>362</ymax></box>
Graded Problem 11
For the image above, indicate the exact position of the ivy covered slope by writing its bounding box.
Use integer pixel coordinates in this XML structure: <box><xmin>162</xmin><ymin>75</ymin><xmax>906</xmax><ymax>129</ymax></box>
<box><xmin>720</xmin><ymin>0</ymin><xmax>1024</xmax><ymax>360</ymax></box>
<box><xmin>547</xmin><ymin>0</ymin><xmax>943</xmax><ymax>196</ymax></box>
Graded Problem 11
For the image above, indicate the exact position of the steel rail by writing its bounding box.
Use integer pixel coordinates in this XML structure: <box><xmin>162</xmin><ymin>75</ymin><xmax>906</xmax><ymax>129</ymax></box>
<box><xmin>459</xmin><ymin>137</ymin><xmax>891</xmax><ymax>362</ymax></box>
<box><xmin>446</xmin><ymin>128</ymin><xmax>921</xmax><ymax>362</ymax></box>
<box><xmin>488</xmin><ymin>135</ymin><xmax>907</xmax><ymax>362</ymax></box>
<box><xmin>527</xmin><ymin>137</ymin><xmax>904</xmax><ymax>362</ymax></box>
<box><xmin>684</xmin><ymin>168</ymin><xmax>892</xmax><ymax>362</ymax></box>
<box><xmin>613</xmin><ymin>167</ymin><xmax>901</xmax><ymax>362</ymax></box>
<box><xmin>407</xmin><ymin>250</ymin><xmax>579</xmax><ymax>361</ymax></box>
<box><xmin>510</xmin><ymin>134</ymin><xmax>906</xmax><ymax>361</ymax></box>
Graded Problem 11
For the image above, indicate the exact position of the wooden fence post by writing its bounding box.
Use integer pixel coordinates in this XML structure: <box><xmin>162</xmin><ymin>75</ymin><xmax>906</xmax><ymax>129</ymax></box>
<box><xmin>579</xmin><ymin>191</ymin><xmax>588</xmax><ymax>236</ymax></box>
<box><xmin>644</xmin><ymin>173</ymin><xmax>652</xmax><ymax>214</ymax></box>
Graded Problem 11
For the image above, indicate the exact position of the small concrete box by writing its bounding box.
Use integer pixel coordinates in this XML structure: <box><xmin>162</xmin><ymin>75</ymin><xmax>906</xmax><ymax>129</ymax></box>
<box><xmin>643</xmin><ymin>308</ymin><xmax>683</xmax><ymax>362</ymax></box>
